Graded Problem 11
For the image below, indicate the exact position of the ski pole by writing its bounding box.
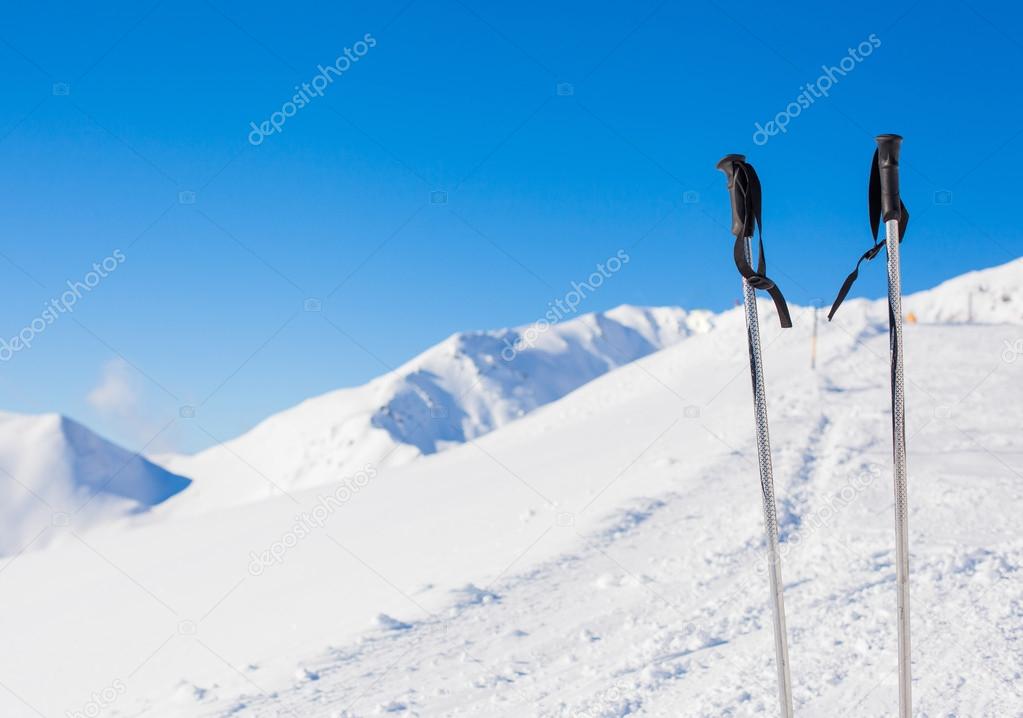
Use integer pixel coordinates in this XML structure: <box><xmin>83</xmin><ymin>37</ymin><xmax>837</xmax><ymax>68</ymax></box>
<box><xmin>827</xmin><ymin>134</ymin><xmax>912</xmax><ymax>717</ymax></box>
<box><xmin>716</xmin><ymin>154</ymin><xmax>794</xmax><ymax>718</ymax></box>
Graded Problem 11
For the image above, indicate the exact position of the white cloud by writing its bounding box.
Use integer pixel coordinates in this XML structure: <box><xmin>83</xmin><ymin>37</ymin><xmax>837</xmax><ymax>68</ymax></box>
<box><xmin>87</xmin><ymin>358</ymin><xmax>139</xmax><ymax>416</ymax></box>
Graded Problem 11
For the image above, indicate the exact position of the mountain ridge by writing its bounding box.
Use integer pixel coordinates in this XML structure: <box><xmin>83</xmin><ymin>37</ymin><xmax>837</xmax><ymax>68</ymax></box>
<box><xmin>160</xmin><ymin>304</ymin><xmax>717</xmax><ymax>509</ymax></box>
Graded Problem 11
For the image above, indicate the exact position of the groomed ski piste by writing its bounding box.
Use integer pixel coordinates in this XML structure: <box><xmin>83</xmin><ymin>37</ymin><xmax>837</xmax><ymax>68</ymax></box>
<box><xmin>1</xmin><ymin>259</ymin><xmax>1022</xmax><ymax>717</ymax></box>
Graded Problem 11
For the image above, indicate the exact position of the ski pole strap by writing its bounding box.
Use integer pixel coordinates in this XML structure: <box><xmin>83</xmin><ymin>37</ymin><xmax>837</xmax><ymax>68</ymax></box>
<box><xmin>716</xmin><ymin>154</ymin><xmax>792</xmax><ymax>329</ymax></box>
<box><xmin>827</xmin><ymin>137</ymin><xmax>910</xmax><ymax>321</ymax></box>
<box><xmin>826</xmin><ymin>240</ymin><xmax>887</xmax><ymax>321</ymax></box>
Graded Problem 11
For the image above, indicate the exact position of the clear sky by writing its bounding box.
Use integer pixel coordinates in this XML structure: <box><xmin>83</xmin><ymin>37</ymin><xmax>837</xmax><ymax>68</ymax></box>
<box><xmin>1</xmin><ymin>0</ymin><xmax>1021</xmax><ymax>453</ymax></box>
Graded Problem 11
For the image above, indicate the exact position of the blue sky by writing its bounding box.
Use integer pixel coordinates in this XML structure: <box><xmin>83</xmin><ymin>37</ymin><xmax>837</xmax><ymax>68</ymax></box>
<box><xmin>1</xmin><ymin>0</ymin><xmax>1021</xmax><ymax>453</ymax></box>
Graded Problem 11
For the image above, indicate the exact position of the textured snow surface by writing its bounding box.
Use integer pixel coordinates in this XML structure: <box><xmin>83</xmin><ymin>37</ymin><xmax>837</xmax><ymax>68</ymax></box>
<box><xmin>1</xmin><ymin>258</ymin><xmax>1022</xmax><ymax>717</ymax></box>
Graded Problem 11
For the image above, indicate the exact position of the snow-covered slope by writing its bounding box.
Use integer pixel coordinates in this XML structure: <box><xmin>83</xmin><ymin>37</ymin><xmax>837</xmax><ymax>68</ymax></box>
<box><xmin>162</xmin><ymin>305</ymin><xmax>715</xmax><ymax>509</ymax></box>
<box><xmin>0</xmin><ymin>259</ymin><xmax>1021</xmax><ymax>717</ymax></box>
<box><xmin>903</xmin><ymin>256</ymin><xmax>1023</xmax><ymax>323</ymax></box>
<box><xmin>0</xmin><ymin>411</ymin><xmax>191</xmax><ymax>555</ymax></box>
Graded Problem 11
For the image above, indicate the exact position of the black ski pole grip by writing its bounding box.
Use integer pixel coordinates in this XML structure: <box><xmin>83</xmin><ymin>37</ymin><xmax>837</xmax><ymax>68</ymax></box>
<box><xmin>716</xmin><ymin>153</ymin><xmax>747</xmax><ymax>238</ymax></box>
<box><xmin>875</xmin><ymin>134</ymin><xmax>903</xmax><ymax>222</ymax></box>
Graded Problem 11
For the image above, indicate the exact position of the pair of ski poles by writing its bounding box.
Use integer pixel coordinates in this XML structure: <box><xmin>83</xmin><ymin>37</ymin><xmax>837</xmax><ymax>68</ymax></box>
<box><xmin>717</xmin><ymin>134</ymin><xmax>911</xmax><ymax>718</ymax></box>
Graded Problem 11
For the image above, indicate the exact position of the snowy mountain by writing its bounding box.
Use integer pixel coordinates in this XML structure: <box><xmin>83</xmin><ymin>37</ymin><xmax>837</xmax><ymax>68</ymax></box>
<box><xmin>2</xmin><ymin>259</ymin><xmax>1021</xmax><ymax>717</ymax></box>
<box><xmin>161</xmin><ymin>305</ymin><xmax>715</xmax><ymax>509</ymax></box>
<box><xmin>157</xmin><ymin>259</ymin><xmax>1023</xmax><ymax>513</ymax></box>
<box><xmin>0</xmin><ymin>411</ymin><xmax>191</xmax><ymax>555</ymax></box>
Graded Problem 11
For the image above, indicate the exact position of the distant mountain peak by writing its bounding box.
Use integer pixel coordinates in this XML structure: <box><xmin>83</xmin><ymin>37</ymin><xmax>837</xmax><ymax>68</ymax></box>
<box><xmin>0</xmin><ymin>411</ymin><xmax>191</xmax><ymax>555</ymax></box>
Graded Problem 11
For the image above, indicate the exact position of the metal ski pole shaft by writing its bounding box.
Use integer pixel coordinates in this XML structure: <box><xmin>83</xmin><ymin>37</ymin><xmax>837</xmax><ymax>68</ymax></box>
<box><xmin>717</xmin><ymin>154</ymin><xmax>794</xmax><ymax>718</ymax></box>
<box><xmin>826</xmin><ymin>134</ymin><xmax>912</xmax><ymax>716</ymax></box>
<box><xmin>877</xmin><ymin>135</ymin><xmax>912</xmax><ymax>717</ymax></box>
<box><xmin>741</xmin><ymin>241</ymin><xmax>794</xmax><ymax>718</ymax></box>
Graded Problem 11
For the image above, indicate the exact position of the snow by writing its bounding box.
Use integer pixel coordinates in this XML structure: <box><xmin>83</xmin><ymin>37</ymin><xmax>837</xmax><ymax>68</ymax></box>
<box><xmin>0</xmin><ymin>411</ymin><xmax>190</xmax><ymax>554</ymax></box>
<box><xmin>1</xmin><ymin>258</ymin><xmax>1022</xmax><ymax>716</ymax></box>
